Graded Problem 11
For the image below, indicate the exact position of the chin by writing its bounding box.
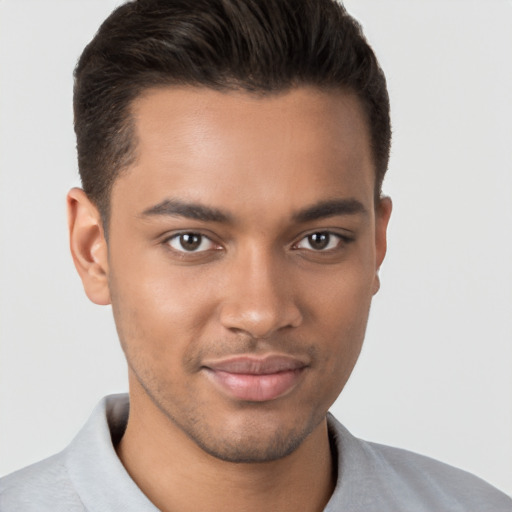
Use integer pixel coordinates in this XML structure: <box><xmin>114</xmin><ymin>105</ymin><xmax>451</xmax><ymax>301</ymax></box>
<box><xmin>188</xmin><ymin>421</ymin><xmax>312</xmax><ymax>463</ymax></box>
<box><xmin>173</xmin><ymin>404</ymin><xmax>327</xmax><ymax>464</ymax></box>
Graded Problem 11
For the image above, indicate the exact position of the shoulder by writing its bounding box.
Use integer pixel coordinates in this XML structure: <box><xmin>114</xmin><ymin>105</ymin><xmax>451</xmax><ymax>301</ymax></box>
<box><xmin>0</xmin><ymin>395</ymin><xmax>132</xmax><ymax>512</ymax></box>
<box><xmin>327</xmin><ymin>415</ymin><xmax>512</xmax><ymax>511</ymax></box>
<box><xmin>0</xmin><ymin>451</ymin><xmax>85</xmax><ymax>512</ymax></box>
<box><xmin>365</xmin><ymin>440</ymin><xmax>511</xmax><ymax>509</ymax></box>
<box><xmin>0</xmin><ymin>452</ymin><xmax>85</xmax><ymax>512</ymax></box>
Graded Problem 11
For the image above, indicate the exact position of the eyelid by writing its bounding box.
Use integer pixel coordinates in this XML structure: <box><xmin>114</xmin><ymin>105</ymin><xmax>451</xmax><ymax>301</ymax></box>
<box><xmin>160</xmin><ymin>228</ymin><xmax>353</xmax><ymax>255</ymax></box>
<box><xmin>163</xmin><ymin>231</ymin><xmax>221</xmax><ymax>253</ymax></box>
<box><xmin>292</xmin><ymin>230</ymin><xmax>353</xmax><ymax>251</ymax></box>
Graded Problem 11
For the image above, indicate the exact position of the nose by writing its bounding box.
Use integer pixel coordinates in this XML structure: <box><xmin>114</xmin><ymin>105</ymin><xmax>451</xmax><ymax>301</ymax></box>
<box><xmin>219</xmin><ymin>248</ymin><xmax>303</xmax><ymax>339</ymax></box>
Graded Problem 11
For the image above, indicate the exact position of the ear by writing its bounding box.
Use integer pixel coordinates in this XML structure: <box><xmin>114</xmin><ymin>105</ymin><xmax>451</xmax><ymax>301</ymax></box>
<box><xmin>67</xmin><ymin>188</ymin><xmax>111</xmax><ymax>305</ymax></box>
<box><xmin>372</xmin><ymin>196</ymin><xmax>392</xmax><ymax>295</ymax></box>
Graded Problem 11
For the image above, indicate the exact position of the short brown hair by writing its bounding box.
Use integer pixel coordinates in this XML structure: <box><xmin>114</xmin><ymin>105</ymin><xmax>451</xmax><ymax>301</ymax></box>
<box><xmin>74</xmin><ymin>0</ymin><xmax>391</xmax><ymax>224</ymax></box>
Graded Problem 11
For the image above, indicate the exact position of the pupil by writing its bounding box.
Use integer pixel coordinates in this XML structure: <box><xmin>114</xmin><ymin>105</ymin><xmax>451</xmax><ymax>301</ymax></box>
<box><xmin>309</xmin><ymin>232</ymin><xmax>329</xmax><ymax>250</ymax></box>
<box><xmin>180</xmin><ymin>233</ymin><xmax>201</xmax><ymax>251</ymax></box>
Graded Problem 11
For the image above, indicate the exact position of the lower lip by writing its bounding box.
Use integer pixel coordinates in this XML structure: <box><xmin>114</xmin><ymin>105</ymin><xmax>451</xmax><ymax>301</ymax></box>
<box><xmin>204</xmin><ymin>368</ymin><xmax>305</xmax><ymax>402</ymax></box>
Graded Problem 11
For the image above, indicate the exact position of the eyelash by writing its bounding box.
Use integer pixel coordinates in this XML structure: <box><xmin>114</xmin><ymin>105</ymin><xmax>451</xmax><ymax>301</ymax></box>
<box><xmin>163</xmin><ymin>230</ymin><xmax>353</xmax><ymax>255</ymax></box>
<box><xmin>292</xmin><ymin>232</ymin><xmax>352</xmax><ymax>252</ymax></box>
<box><xmin>165</xmin><ymin>232</ymin><xmax>220</xmax><ymax>254</ymax></box>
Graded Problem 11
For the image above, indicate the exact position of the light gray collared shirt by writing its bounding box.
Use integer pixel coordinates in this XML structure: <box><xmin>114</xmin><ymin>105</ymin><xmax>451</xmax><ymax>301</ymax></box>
<box><xmin>1</xmin><ymin>394</ymin><xmax>511</xmax><ymax>511</ymax></box>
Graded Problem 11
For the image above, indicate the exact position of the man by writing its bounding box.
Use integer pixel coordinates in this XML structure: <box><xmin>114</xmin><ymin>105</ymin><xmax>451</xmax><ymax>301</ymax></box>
<box><xmin>1</xmin><ymin>0</ymin><xmax>510</xmax><ymax>510</ymax></box>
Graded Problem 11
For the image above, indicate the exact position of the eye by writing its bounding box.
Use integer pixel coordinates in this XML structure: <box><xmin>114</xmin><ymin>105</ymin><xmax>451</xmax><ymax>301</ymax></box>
<box><xmin>166</xmin><ymin>232</ymin><xmax>217</xmax><ymax>253</ymax></box>
<box><xmin>294</xmin><ymin>232</ymin><xmax>345</xmax><ymax>251</ymax></box>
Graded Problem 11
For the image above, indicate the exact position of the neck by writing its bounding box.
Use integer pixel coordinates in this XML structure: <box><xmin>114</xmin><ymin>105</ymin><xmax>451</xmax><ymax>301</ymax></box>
<box><xmin>116</xmin><ymin>388</ymin><xmax>335</xmax><ymax>512</ymax></box>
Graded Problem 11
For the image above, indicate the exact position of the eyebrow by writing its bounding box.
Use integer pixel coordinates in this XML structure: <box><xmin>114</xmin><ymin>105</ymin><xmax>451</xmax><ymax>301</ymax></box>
<box><xmin>140</xmin><ymin>199</ymin><xmax>232</xmax><ymax>223</ymax></box>
<box><xmin>293</xmin><ymin>198</ymin><xmax>368</xmax><ymax>223</ymax></box>
<box><xmin>140</xmin><ymin>197</ymin><xmax>367</xmax><ymax>224</ymax></box>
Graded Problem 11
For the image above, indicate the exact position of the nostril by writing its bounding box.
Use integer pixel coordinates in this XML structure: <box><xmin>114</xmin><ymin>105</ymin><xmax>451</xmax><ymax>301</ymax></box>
<box><xmin>220</xmin><ymin>302</ymin><xmax>303</xmax><ymax>340</ymax></box>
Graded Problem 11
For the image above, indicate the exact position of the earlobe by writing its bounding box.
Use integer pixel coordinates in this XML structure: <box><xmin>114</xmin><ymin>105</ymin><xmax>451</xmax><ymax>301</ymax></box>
<box><xmin>67</xmin><ymin>187</ymin><xmax>111</xmax><ymax>305</ymax></box>
<box><xmin>372</xmin><ymin>271</ymin><xmax>381</xmax><ymax>295</ymax></box>
<box><xmin>372</xmin><ymin>196</ymin><xmax>392</xmax><ymax>296</ymax></box>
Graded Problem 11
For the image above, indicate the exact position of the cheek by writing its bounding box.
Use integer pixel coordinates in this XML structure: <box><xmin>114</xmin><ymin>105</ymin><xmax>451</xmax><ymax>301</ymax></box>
<box><xmin>311</xmin><ymin>309</ymin><xmax>368</xmax><ymax>409</ymax></box>
<box><xmin>303</xmin><ymin>258</ymin><xmax>375</xmax><ymax>383</ymax></box>
<box><xmin>303</xmin><ymin>249</ymin><xmax>376</xmax><ymax>327</ymax></box>
<box><xmin>108</xmin><ymin>256</ymin><xmax>216</xmax><ymax>369</ymax></box>
<box><xmin>319</xmin><ymin>296</ymin><xmax>368</xmax><ymax>371</ymax></box>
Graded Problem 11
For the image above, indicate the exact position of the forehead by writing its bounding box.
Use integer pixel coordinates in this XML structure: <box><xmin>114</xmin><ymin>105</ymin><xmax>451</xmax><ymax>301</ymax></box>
<box><xmin>113</xmin><ymin>86</ymin><xmax>375</xmax><ymax>216</ymax></box>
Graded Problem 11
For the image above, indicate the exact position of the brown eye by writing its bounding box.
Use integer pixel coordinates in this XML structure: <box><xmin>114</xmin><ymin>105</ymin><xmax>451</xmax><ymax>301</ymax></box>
<box><xmin>308</xmin><ymin>233</ymin><xmax>330</xmax><ymax>250</ymax></box>
<box><xmin>180</xmin><ymin>233</ymin><xmax>201</xmax><ymax>251</ymax></box>
<box><xmin>167</xmin><ymin>233</ymin><xmax>215</xmax><ymax>252</ymax></box>
<box><xmin>295</xmin><ymin>232</ymin><xmax>343</xmax><ymax>251</ymax></box>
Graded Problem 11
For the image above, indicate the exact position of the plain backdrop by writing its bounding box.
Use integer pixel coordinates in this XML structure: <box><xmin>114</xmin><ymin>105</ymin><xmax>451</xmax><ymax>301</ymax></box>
<box><xmin>1</xmin><ymin>0</ymin><xmax>511</xmax><ymax>497</ymax></box>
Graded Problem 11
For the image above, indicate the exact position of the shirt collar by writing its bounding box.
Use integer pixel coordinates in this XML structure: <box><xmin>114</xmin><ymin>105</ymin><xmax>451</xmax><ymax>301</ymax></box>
<box><xmin>65</xmin><ymin>394</ymin><xmax>159</xmax><ymax>512</ymax></box>
<box><xmin>65</xmin><ymin>394</ymin><xmax>354</xmax><ymax>511</ymax></box>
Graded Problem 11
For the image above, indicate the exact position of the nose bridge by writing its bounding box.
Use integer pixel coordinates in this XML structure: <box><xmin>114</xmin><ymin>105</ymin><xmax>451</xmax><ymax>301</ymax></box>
<box><xmin>219</xmin><ymin>243</ymin><xmax>302</xmax><ymax>338</ymax></box>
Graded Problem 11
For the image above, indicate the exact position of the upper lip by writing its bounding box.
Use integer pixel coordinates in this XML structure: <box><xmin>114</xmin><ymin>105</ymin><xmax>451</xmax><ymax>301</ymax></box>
<box><xmin>203</xmin><ymin>354</ymin><xmax>308</xmax><ymax>375</ymax></box>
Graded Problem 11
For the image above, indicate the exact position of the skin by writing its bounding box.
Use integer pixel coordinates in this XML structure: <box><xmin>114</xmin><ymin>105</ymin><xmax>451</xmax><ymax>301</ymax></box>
<box><xmin>68</xmin><ymin>86</ymin><xmax>392</xmax><ymax>512</ymax></box>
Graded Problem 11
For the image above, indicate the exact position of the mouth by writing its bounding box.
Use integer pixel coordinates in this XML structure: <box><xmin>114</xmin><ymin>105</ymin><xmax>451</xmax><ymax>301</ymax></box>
<box><xmin>202</xmin><ymin>354</ymin><xmax>308</xmax><ymax>402</ymax></box>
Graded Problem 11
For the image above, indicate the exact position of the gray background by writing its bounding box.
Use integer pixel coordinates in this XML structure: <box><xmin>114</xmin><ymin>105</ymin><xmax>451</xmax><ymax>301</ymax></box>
<box><xmin>1</xmin><ymin>0</ymin><xmax>511</xmax><ymax>495</ymax></box>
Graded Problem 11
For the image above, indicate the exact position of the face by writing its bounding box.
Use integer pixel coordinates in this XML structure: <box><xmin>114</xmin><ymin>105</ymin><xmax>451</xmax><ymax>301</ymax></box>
<box><xmin>71</xmin><ymin>86</ymin><xmax>391</xmax><ymax>463</ymax></box>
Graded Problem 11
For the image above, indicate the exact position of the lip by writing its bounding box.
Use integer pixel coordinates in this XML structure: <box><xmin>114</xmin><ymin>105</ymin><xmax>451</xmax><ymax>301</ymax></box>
<box><xmin>203</xmin><ymin>355</ymin><xmax>308</xmax><ymax>402</ymax></box>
